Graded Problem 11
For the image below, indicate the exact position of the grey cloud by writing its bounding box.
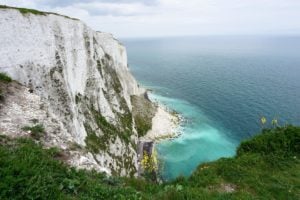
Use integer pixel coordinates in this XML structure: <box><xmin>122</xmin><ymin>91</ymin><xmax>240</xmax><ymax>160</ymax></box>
<box><xmin>1</xmin><ymin>0</ymin><xmax>299</xmax><ymax>38</ymax></box>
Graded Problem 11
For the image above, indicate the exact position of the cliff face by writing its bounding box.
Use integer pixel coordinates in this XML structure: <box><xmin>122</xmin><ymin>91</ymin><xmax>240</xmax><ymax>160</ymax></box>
<box><xmin>0</xmin><ymin>7</ymin><xmax>144</xmax><ymax>176</ymax></box>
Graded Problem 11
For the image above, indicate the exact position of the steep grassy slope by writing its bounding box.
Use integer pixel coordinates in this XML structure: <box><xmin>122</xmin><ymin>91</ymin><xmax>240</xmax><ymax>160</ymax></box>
<box><xmin>0</xmin><ymin>126</ymin><xmax>299</xmax><ymax>199</ymax></box>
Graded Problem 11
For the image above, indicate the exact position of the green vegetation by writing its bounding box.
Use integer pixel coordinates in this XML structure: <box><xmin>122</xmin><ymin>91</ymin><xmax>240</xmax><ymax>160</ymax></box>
<box><xmin>21</xmin><ymin>124</ymin><xmax>45</xmax><ymax>140</ymax></box>
<box><xmin>0</xmin><ymin>72</ymin><xmax>12</xmax><ymax>83</ymax></box>
<box><xmin>99</xmin><ymin>53</ymin><xmax>123</xmax><ymax>94</ymax></box>
<box><xmin>134</xmin><ymin>116</ymin><xmax>152</xmax><ymax>137</ymax></box>
<box><xmin>84</xmin><ymin>109</ymin><xmax>133</xmax><ymax>153</ymax></box>
<box><xmin>75</xmin><ymin>93</ymin><xmax>82</xmax><ymax>104</ymax></box>
<box><xmin>183</xmin><ymin>126</ymin><xmax>300</xmax><ymax>199</ymax></box>
<box><xmin>1</xmin><ymin>125</ymin><xmax>299</xmax><ymax>199</ymax></box>
<box><xmin>87</xmin><ymin>52</ymin><xmax>135</xmax><ymax>152</ymax></box>
<box><xmin>131</xmin><ymin>95</ymin><xmax>156</xmax><ymax>137</ymax></box>
<box><xmin>0</xmin><ymin>5</ymin><xmax>78</xmax><ymax>20</ymax></box>
<box><xmin>141</xmin><ymin>150</ymin><xmax>159</xmax><ymax>182</ymax></box>
<box><xmin>0</xmin><ymin>136</ymin><xmax>140</xmax><ymax>200</ymax></box>
<box><xmin>0</xmin><ymin>73</ymin><xmax>12</xmax><ymax>100</ymax></box>
<box><xmin>0</xmin><ymin>5</ymin><xmax>46</xmax><ymax>15</ymax></box>
<box><xmin>84</xmin><ymin>123</ymin><xmax>107</xmax><ymax>153</ymax></box>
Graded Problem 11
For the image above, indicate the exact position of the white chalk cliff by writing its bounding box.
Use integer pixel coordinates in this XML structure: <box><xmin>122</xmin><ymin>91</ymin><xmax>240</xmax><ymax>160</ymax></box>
<box><xmin>0</xmin><ymin>7</ymin><xmax>146</xmax><ymax>176</ymax></box>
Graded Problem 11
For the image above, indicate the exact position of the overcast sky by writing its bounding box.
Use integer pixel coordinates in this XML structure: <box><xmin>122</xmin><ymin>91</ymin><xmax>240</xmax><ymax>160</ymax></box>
<box><xmin>1</xmin><ymin>0</ymin><xmax>300</xmax><ymax>38</ymax></box>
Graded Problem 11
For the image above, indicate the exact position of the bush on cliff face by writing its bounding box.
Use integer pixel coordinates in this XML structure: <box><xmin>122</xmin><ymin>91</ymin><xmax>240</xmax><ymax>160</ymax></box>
<box><xmin>0</xmin><ymin>126</ymin><xmax>299</xmax><ymax>199</ymax></box>
<box><xmin>0</xmin><ymin>72</ymin><xmax>12</xmax><ymax>101</ymax></box>
<box><xmin>21</xmin><ymin>124</ymin><xmax>45</xmax><ymax>140</ymax></box>
<box><xmin>0</xmin><ymin>73</ymin><xmax>12</xmax><ymax>83</ymax></box>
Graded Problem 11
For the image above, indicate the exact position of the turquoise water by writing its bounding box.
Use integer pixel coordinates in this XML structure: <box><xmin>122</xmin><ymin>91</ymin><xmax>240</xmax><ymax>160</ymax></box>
<box><xmin>122</xmin><ymin>36</ymin><xmax>300</xmax><ymax>180</ymax></box>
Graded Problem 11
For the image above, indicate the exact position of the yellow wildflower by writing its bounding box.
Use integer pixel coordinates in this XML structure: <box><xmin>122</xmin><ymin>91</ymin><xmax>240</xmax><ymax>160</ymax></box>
<box><xmin>261</xmin><ymin>116</ymin><xmax>267</xmax><ymax>125</ymax></box>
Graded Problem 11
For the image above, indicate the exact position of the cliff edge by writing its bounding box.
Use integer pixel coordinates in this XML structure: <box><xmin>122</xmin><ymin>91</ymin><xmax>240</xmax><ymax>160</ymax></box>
<box><xmin>0</xmin><ymin>6</ymin><xmax>146</xmax><ymax>176</ymax></box>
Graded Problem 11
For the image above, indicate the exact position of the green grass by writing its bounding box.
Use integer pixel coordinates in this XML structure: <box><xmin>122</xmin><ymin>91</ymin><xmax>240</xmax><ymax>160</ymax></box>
<box><xmin>183</xmin><ymin>126</ymin><xmax>300</xmax><ymax>199</ymax></box>
<box><xmin>0</xmin><ymin>72</ymin><xmax>12</xmax><ymax>83</ymax></box>
<box><xmin>21</xmin><ymin>124</ymin><xmax>45</xmax><ymax>140</ymax></box>
<box><xmin>134</xmin><ymin>115</ymin><xmax>152</xmax><ymax>137</ymax></box>
<box><xmin>0</xmin><ymin>5</ymin><xmax>78</xmax><ymax>20</ymax></box>
<box><xmin>0</xmin><ymin>5</ymin><xmax>46</xmax><ymax>15</ymax></box>
<box><xmin>0</xmin><ymin>136</ymin><xmax>141</xmax><ymax>200</ymax></box>
<box><xmin>0</xmin><ymin>126</ymin><xmax>299</xmax><ymax>199</ymax></box>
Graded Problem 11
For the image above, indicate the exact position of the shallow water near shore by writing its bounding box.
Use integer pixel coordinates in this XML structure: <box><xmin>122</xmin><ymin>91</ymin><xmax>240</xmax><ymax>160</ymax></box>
<box><xmin>123</xmin><ymin>36</ymin><xmax>300</xmax><ymax>180</ymax></box>
<box><xmin>149</xmin><ymin>93</ymin><xmax>237</xmax><ymax>179</ymax></box>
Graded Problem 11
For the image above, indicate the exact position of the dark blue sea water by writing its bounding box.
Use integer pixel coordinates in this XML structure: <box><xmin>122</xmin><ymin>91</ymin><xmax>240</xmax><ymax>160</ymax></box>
<box><xmin>122</xmin><ymin>36</ymin><xmax>300</xmax><ymax>180</ymax></box>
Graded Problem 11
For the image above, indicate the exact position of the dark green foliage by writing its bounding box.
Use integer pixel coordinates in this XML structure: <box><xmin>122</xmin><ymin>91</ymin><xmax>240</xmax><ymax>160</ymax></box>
<box><xmin>117</xmin><ymin>112</ymin><xmax>133</xmax><ymax>144</ymax></box>
<box><xmin>93</xmin><ymin>110</ymin><xmax>116</xmax><ymax>132</ymax></box>
<box><xmin>134</xmin><ymin>116</ymin><xmax>152</xmax><ymax>137</ymax></box>
<box><xmin>21</xmin><ymin>124</ymin><xmax>45</xmax><ymax>139</ymax></box>
<box><xmin>237</xmin><ymin>126</ymin><xmax>300</xmax><ymax>156</ymax></box>
<box><xmin>185</xmin><ymin>126</ymin><xmax>300</xmax><ymax>199</ymax></box>
<box><xmin>84</xmin><ymin>109</ymin><xmax>133</xmax><ymax>153</ymax></box>
<box><xmin>0</xmin><ymin>72</ymin><xmax>12</xmax><ymax>83</ymax></box>
<box><xmin>89</xmin><ymin>52</ymin><xmax>134</xmax><ymax>151</ymax></box>
<box><xmin>0</xmin><ymin>136</ymin><xmax>141</xmax><ymax>200</ymax></box>
<box><xmin>1</xmin><ymin>125</ymin><xmax>299</xmax><ymax>199</ymax></box>
<box><xmin>84</xmin><ymin>123</ymin><xmax>107</xmax><ymax>153</ymax></box>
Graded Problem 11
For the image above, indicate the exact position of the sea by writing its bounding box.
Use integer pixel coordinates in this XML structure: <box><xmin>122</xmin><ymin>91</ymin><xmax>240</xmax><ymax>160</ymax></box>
<box><xmin>122</xmin><ymin>36</ymin><xmax>300</xmax><ymax>180</ymax></box>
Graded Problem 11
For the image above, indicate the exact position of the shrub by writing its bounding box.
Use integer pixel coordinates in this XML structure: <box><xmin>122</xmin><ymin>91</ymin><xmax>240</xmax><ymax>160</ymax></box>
<box><xmin>0</xmin><ymin>72</ymin><xmax>12</xmax><ymax>83</ymax></box>
<box><xmin>22</xmin><ymin>124</ymin><xmax>45</xmax><ymax>139</ymax></box>
<box><xmin>237</xmin><ymin>126</ymin><xmax>300</xmax><ymax>156</ymax></box>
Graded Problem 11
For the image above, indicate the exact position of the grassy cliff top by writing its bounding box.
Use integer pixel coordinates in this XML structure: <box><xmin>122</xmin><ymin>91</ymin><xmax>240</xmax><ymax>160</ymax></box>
<box><xmin>0</xmin><ymin>125</ymin><xmax>299</xmax><ymax>199</ymax></box>
<box><xmin>0</xmin><ymin>5</ymin><xmax>78</xmax><ymax>20</ymax></box>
